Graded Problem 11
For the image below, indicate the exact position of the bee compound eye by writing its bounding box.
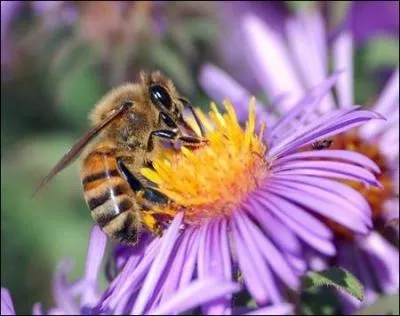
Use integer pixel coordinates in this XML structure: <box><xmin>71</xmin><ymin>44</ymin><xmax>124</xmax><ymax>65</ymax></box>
<box><xmin>149</xmin><ymin>85</ymin><xmax>172</xmax><ymax>109</ymax></box>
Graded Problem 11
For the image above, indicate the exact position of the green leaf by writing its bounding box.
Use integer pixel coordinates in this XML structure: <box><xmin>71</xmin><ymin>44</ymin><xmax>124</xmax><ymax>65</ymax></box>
<box><xmin>302</xmin><ymin>267</ymin><xmax>364</xmax><ymax>302</ymax></box>
<box><xmin>363</xmin><ymin>37</ymin><xmax>400</xmax><ymax>71</ymax></box>
<box><xmin>300</xmin><ymin>287</ymin><xmax>341</xmax><ymax>315</ymax></box>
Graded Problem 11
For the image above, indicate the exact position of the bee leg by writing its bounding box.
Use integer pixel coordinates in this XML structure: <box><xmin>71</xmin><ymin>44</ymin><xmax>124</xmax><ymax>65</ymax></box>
<box><xmin>159</xmin><ymin>111</ymin><xmax>178</xmax><ymax>129</ymax></box>
<box><xmin>116</xmin><ymin>157</ymin><xmax>144</xmax><ymax>192</ymax></box>
<box><xmin>117</xmin><ymin>157</ymin><xmax>169</xmax><ymax>204</ymax></box>
<box><xmin>184</xmin><ymin>100</ymin><xmax>206</xmax><ymax>137</ymax></box>
<box><xmin>147</xmin><ymin>129</ymin><xmax>206</xmax><ymax>151</ymax></box>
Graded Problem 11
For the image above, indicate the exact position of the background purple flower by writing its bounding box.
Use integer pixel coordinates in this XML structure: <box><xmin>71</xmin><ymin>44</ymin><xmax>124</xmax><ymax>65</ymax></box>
<box><xmin>349</xmin><ymin>1</ymin><xmax>399</xmax><ymax>45</ymax></box>
<box><xmin>200</xmin><ymin>6</ymin><xmax>398</xmax><ymax>313</ymax></box>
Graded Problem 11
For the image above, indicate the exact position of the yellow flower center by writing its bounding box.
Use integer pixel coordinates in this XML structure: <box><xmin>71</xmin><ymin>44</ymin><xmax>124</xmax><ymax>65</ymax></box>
<box><xmin>141</xmin><ymin>98</ymin><xmax>268</xmax><ymax>225</ymax></box>
<box><xmin>315</xmin><ymin>130</ymin><xmax>395</xmax><ymax>240</ymax></box>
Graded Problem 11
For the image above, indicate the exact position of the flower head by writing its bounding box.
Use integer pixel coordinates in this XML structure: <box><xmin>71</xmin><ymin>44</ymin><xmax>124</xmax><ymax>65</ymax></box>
<box><xmin>142</xmin><ymin>99</ymin><xmax>267</xmax><ymax>225</ymax></box>
<box><xmin>199</xmin><ymin>7</ymin><xmax>399</xmax><ymax>313</ymax></box>
<box><xmin>97</xmin><ymin>72</ymin><xmax>383</xmax><ymax>314</ymax></box>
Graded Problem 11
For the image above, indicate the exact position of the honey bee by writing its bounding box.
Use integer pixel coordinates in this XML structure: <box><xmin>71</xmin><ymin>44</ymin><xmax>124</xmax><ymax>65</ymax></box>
<box><xmin>35</xmin><ymin>71</ymin><xmax>206</xmax><ymax>245</ymax></box>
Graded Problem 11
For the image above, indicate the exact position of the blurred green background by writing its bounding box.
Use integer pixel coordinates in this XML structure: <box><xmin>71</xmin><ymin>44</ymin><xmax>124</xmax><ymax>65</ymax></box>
<box><xmin>1</xmin><ymin>1</ymin><xmax>398</xmax><ymax>314</ymax></box>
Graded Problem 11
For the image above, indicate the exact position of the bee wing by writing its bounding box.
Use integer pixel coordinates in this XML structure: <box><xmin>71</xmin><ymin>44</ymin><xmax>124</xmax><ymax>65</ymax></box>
<box><xmin>33</xmin><ymin>102</ymin><xmax>131</xmax><ymax>196</ymax></box>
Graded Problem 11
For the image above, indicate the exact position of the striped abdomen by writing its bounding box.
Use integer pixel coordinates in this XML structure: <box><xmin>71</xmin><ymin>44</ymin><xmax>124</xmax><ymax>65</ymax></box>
<box><xmin>81</xmin><ymin>144</ymin><xmax>142</xmax><ymax>244</ymax></box>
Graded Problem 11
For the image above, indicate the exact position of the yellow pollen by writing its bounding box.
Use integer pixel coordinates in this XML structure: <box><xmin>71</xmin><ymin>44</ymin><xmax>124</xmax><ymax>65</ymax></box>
<box><xmin>141</xmin><ymin>98</ymin><xmax>268</xmax><ymax>225</ymax></box>
<box><xmin>314</xmin><ymin>130</ymin><xmax>395</xmax><ymax>240</ymax></box>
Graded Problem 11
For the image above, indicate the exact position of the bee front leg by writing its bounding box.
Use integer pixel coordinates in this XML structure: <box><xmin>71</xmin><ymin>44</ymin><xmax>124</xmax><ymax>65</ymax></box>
<box><xmin>147</xmin><ymin>129</ymin><xmax>206</xmax><ymax>151</ymax></box>
<box><xmin>179</xmin><ymin>98</ymin><xmax>206</xmax><ymax>137</ymax></box>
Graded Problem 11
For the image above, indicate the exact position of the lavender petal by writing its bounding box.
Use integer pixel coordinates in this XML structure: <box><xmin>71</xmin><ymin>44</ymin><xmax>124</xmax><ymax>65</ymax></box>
<box><xmin>242</xmin><ymin>14</ymin><xmax>304</xmax><ymax>113</ymax></box>
<box><xmin>233</xmin><ymin>211</ymin><xmax>281</xmax><ymax>304</ymax></box>
<box><xmin>1</xmin><ymin>288</ymin><xmax>16</xmax><ymax>315</ymax></box>
<box><xmin>149</xmin><ymin>278</ymin><xmax>240</xmax><ymax>315</ymax></box>
<box><xmin>239</xmin><ymin>209</ymin><xmax>299</xmax><ymax>289</ymax></box>
<box><xmin>333</xmin><ymin>30</ymin><xmax>354</xmax><ymax>108</ymax></box>
<box><xmin>251</xmin><ymin>197</ymin><xmax>335</xmax><ymax>255</ymax></box>
<box><xmin>264</xmin><ymin>184</ymin><xmax>370</xmax><ymax>234</ymax></box>
<box><xmin>274</xmin><ymin>150</ymin><xmax>381</xmax><ymax>174</ymax></box>
<box><xmin>131</xmin><ymin>212</ymin><xmax>184</xmax><ymax>314</ymax></box>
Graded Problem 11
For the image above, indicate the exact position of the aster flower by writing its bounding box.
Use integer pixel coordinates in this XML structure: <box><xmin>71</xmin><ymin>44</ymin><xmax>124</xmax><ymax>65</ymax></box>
<box><xmin>95</xmin><ymin>72</ymin><xmax>382</xmax><ymax>315</ymax></box>
<box><xmin>199</xmin><ymin>7</ymin><xmax>399</xmax><ymax>313</ymax></box>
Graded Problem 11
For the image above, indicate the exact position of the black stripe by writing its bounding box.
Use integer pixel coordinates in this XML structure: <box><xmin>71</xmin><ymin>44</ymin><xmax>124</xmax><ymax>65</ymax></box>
<box><xmin>82</xmin><ymin>169</ymin><xmax>120</xmax><ymax>185</ymax></box>
<box><xmin>143</xmin><ymin>188</ymin><xmax>169</xmax><ymax>204</ymax></box>
<box><xmin>88</xmin><ymin>191</ymin><xmax>110</xmax><ymax>210</ymax></box>
<box><xmin>118</xmin><ymin>199</ymin><xmax>133</xmax><ymax>213</ymax></box>
<box><xmin>93</xmin><ymin>197</ymin><xmax>132</xmax><ymax>227</ymax></box>
<box><xmin>96</xmin><ymin>211</ymin><xmax>118</xmax><ymax>227</ymax></box>
<box><xmin>114</xmin><ymin>213</ymin><xmax>138</xmax><ymax>244</ymax></box>
<box><xmin>87</xmin><ymin>185</ymin><xmax>126</xmax><ymax>210</ymax></box>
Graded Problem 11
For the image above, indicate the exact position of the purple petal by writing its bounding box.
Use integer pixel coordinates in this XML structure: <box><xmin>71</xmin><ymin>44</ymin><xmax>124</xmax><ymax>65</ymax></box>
<box><xmin>264</xmin><ymin>183</ymin><xmax>370</xmax><ymax>234</ymax></box>
<box><xmin>267</xmin><ymin>72</ymin><xmax>342</xmax><ymax>147</ymax></box>
<box><xmin>100</xmin><ymin>238</ymin><xmax>160</xmax><ymax>311</ymax></box>
<box><xmin>242</xmin><ymin>14</ymin><xmax>304</xmax><ymax>113</ymax></box>
<box><xmin>159</xmin><ymin>229</ymin><xmax>195</xmax><ymax>304</ymax></box>
<box><xmin>52</xmin><ymin>260</ymin><xmax>79</xmax><ymax>314</ymax></box>
<box><xmin>149</xmin><ymin>278</ymin><xmax>240</xmax><ymax>315</ymax></box>
<box><xmin>285</xmin><ymin>11</ymin><xmax>335</xmax><ymax>112</ymax></box>
<box><xmin>245</xmin><ymin>197</ymin><xmax>302</xmax><ymax>255</ymax></box>
<box><xmin>220</xmin><ymin>219</ymin><xmax>233</xmax><ymax>281</ymax></box>
<box><xmin>231</xmin><ymin>214</ymin><xmax>268</xmax><ymax>303</ymax></box>
<box><xmin>270</xmin><ymin>108</ymin><xmax>384</xmax><ymax>158</ymax></box>
<box><xmin>271</xmin><ymin>174</ymin><xmax>371</xmax><ymax>217</ymax></box>
<box><xmin>350</xmin><ymin>1</ymin><xmax>399</xmax><ymax>45</ymax></box>
<box><xmin>274</xmin><ymin>150</ymin><xmax>381</xmax><ymax>173</ymax></box>
<box><xmin>81</xmin><ymin>225</ymin><xmax>107</xmax><ymax>305</ymax></box>
<box><xmin>177</xmin><ymin>228</ymin><xmax>201</xmax><ymax>290</ymax></box>
<box><xmin>274</xmin><ymin>169</ymin><xmax>377</xmax><ymax>186</ymax></box>
<box><xmin>198</xmin><ymin>63</ymin><xmax>276</xmax><ymax>125</ymax></box>
<box><xmin>197</xmin><ymin>221</ymin><xmax>214</xmax><ymax>279</ymax></box>
<box><xmin>1</xmin><ymin>288</ymin><xmax>16</xmax><ymax>315</ymax></box>
<box><xmin>239</xmin><ymin>210</ymin><xmax>299</xmax><ymax>289</ymax></box>
<box><xmin>360</xmin><ymin>68</ymin><xmax>399</xmax><ymax>138</ymax></box>
<box><xmin>233</xmin><ymin>211</ymin><xmax>280</xmax><ymax>304</ymax></box>
<box><xmin>250</xmin><ymin>196</ymin><xmax>335</xmax><ymax>255</ymax></box>
<box><xmin>285</xmin><ymin>252</ymin><xmax>307</xmax><ymax>275</ymax></box>
<box><xmin>359</xmin><ymin>232</ymin><xmax>400</xmax><ymax>293</ymax></box>
<box><xmin>131</xmin><ymin>212</ymin><xmax>184</xmax><ymax>314</ymax></box>
<box><xmin>273</xmin><ymin>159</ymin><xmax>380</xmax><ymax>187</ymax></box>
<box><xmin>253</xmin><ymin>191</ymin><xmax>332</xmax><ymax>239</ymax></box>
<box><xmin>32</xmin><ymin>303</ymin><xmax>44</xmax><ymax>315</ymax></box>
<box><xmin>333</xmin><ymin>30</ymin><xmax>354</xmax><ymax>108</ymax></box>
<box><xmin>199</xmin><ymin>220</ymin><xmax>232</xmax><ymax>315</ymax></box>
<box><xmin>268</xmin><ymin>176</ymin><xmax>372</xmax><ymax>224</ymax></box>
